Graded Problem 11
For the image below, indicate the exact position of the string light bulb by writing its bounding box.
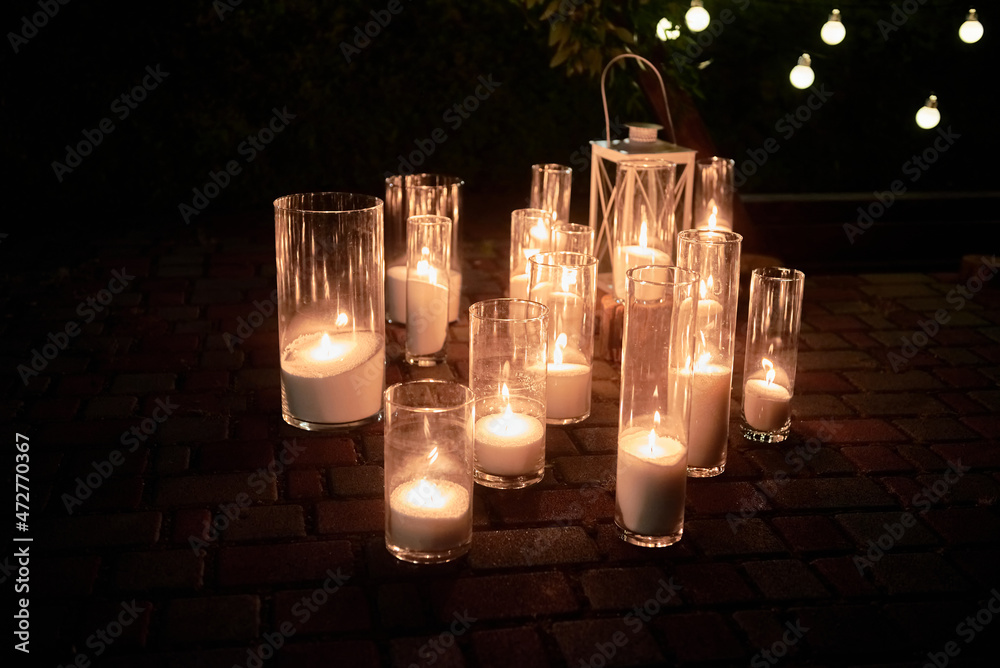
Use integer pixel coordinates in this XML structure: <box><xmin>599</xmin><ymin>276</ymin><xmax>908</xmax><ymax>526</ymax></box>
<box><xmin>656</xmin><ymin>17</ymin><xmax>681</xmax><ymax>41</ymax></box>
<box><xmin>821</xmin><ymin>9</ymin><xmax>846</xmax><ymax>45</ymax></box>
<box><xmin>789</xmin><ymin>53</ymin><xmax>815</xmax><ymax>89</ymax></box>
<box><xmin>915</xmin><ymin>95</ymin><xmax>940</xmax><ymax>130</ymax></box>
<box><xmin>959</xmin><ymin>8</ymin><xmax>984</xmax><ymax>43</ymax></box>
<box><xmin>685</xmin><ymin>0</ymin><xmax>710</xmax><ymax>32</ymax></box>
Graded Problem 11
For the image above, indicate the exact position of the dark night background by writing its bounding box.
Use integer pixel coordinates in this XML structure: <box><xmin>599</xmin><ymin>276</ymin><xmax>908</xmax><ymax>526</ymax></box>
<box><xmin>4</xmin><ymin>0</ymin><xmax>997</xmax><ymax>267</ymax></box>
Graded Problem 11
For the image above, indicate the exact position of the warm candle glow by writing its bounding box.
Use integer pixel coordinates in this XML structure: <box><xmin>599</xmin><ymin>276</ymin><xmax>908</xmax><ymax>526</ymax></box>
<box><xmin>311</xmin><ymin>332</ymin><xmax>350</xmax><ymax>361</ymax></box>
<box><xmin>646</xmin><ymin>410</ymin><xmax>662</xmax><ymax>454</ymax></box>
<box><xmin>336</xmin><ymin>312</ymin><xmax>349</xmax><ymax>327</ymax></box>
<box><xmin>638</xmin><ymin>220</ymin><xmax>648</xmax><ymax>249</ymax></box>
<box><xmin>708</xmin><ymin>205</ymin><xmax>718</xmax><ymax>230</ymax></box>
<box><xmin>762</xmin><ymin>358</ymin><xmax>775</xmax><ymax>386</ymax></box>
<box><xmin>530</xmin><ymin>219</ymin><xmax>548</xmax><ymax>242</ymax></box>
<box><xmin>553</xmin><ymin>332</ymin><xmax>567</xmax><ymax>365</ymax></box>
<box><xmin>405</xmin><ymin>478</ymin><xmax>448</xmax><ymax>509</ymax></box>
<box><xmin>561</xmin><ymin>268</ymin><xmax>577</xmax><ymax>293</ymax></box>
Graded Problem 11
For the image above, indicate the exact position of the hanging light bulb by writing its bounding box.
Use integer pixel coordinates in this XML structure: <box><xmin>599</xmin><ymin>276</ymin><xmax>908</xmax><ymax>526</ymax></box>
<box><xmin>821</xmin><ymin>9</ymin><xmax>846</xmax><ymax>45</ymax></box>
<box><xmin>685</xmin><ymin>0</ymin><xmax>711</xmax><ymax>32</ymax></box>
<box><xmin>656</xmin><ymin>17</ymin><xmax>681</xmax><ymax>41</ymax></box>
<box><xmin>915</xmin><ymin>95</ymin><xmax>941</xmax><ymax>129</ymax></box>
<box><xmin>959</xmin><ymin>8</ymin><xmax>984</xmax><ymax>43</ymax></box>
<box><xmin>789</xmin><ymin>53</ymin><xmax>815</xmax><ymax>89</ymax></box>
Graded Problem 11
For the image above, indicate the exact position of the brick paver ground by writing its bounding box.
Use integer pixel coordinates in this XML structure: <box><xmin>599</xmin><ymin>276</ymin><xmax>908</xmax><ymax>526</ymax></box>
<box><xmin>5</xmin><ymin>220</ymin><xmax>999</xmax><ymax>667</ymax></box>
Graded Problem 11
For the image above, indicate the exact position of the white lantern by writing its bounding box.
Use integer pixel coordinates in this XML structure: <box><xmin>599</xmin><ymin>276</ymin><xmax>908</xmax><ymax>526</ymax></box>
<box><xmin>588</xmin><ymin>55</ymin><xmax>696</xmax><ymax>292</ymax></box>
<box><xmin>685</xmin><ymin>0</ymin><xmax>711</xmax><ymax>32</ymax></box>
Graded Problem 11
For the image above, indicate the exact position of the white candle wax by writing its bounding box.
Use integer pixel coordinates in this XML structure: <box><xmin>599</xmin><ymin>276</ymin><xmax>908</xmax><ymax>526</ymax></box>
<box><xmin>673</xmin><ymin>363</ymin><xmax>732</xmax><ymax>469</ymax></box>
<box><xmin>475</xmin><ymin>410</ymin><xmax>545</xmax><ymax>476</ymax></box>
<box><xmin>509</xmin><ymin>273</ymin><xmax>529</xmax><ymax>300</ymax></box>
<box><xmin>388</xmin><ymin>478</ymin><xmax>471</xmax><ymax>552</ymax></box>
<box><xmin>613</xmin><ymin>245</ymin><xmax>671</xmax><ymax>299</ymax></box>
<box><xmin>448</xmin><ymin>269</ymin><xmax>461</xmax><ymax>323</ymax></box>
<box><xmin>386</xmin><ymin>264</ymin><xmax>408</xmax><ymax>323</ymax></box>
<box><xmin>744</xmin><ymin>378</ymin><xmax>792</xmax><ymax>432</ymax></box>
<box><xmin>406</xmin><ymin>276</ymin><xmax>449</xmax><ymax>355</ymax></box>
<box><xmin>280</xmin><ymin>331</ymin><xmax>384</xmax><ymax>424</ymax></box>
<box><xmin>546</xmin><ymin>362</ymin><xmax>591</xmax><ymax>420</ymax></box>
<box><xmin>389</xmin><ymin>267</ymin><xmax>462</xmax><ymax>324</ymax></box>
<box><xmin>679</xmin><ymin>297</ymin><xmax>724</xmax><ymax>330</ymax></box>
<box><xmin>616</xmin><ymin>431</ymin><xmax>687</xmax><ymax>536</ymax></box>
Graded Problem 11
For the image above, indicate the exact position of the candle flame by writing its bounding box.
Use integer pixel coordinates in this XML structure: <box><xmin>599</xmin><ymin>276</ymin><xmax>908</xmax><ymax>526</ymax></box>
<box><xmin>530</xmin><ymin>219</ymin><xmax>548</xmax><ymax>242</ymax></box>
<box><xmin>561</xmin><ymin>268</ymin><xmax>577</xmax><ymax>293</ymax></box>
<box><xmin>708</xmin><ymin>205</ymin><xmax>718</xmax><ymax>230</ymax></box>
<box><xmin>553</xmin><ymin>332</ymin><xmax>567</xmax><ymax>365</ymax></box>
<box><xmin>312</xmin><ymin>333</ymin><xmax>337</xmax><ymax>361</ymax></box>
<box><xmin>336</xmin><ymin>313</ymin><xmax>348</xmax><ymax>327</ymax></box>
<box><xmin>638</xmin><ymin>219</ymin><xmax>648</xmax><ymax>249</ymax></box>
<box><xmin>406</xmin><ymin>478</ymin><xmax>447</xmax><ymax>509</ymax></box>
<box><xmin>762</xmin><ymin>357</ymin><xmax>775</xmax><ymax>386</ymax></box>
<box><xmin>647</xmin><ymin>411</ymin><xmax>661</xmax><ymax>454</ymax></box>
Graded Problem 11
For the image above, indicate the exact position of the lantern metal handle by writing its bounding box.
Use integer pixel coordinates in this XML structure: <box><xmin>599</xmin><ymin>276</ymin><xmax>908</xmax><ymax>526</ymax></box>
<box><xmin>600</xmin><ymin>54</ymin><xmax>676</xmax><ymax>145</ymax></box>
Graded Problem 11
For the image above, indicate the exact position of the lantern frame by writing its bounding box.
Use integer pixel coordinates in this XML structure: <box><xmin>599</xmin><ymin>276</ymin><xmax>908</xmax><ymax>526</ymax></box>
<box><xmin>588</xmin><ymin>55</ymin><xmax>697</xmax><ymax>278</ymax></box>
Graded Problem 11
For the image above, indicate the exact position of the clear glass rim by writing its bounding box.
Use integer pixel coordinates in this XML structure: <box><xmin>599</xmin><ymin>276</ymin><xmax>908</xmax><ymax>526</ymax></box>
<box><xmin>469</xmin><ymin>298</ymin><xmax>549</xmax><ymax>323</ymax></box>
<box><xmin>406</xmin><ymin>214</ymin><xmax>453</xmax><ymax>228</ymax></box>
<box><xmin>274</xmin><ymin>192</ymin><xmax>382</xmax><ymax>214</ymax></box>
<box><xmin>677</xmin><ymin>229</ymin><xmax>743</xmax><ymax>245</ymax></box>
<box><xmin>385</xmin><ymin>173</ymin><xmax>465</xmax><ymax>189</ymax></box>
<box><xmin>511</xmin><ymin>208</ymin><xmax>554</xmax><ymax>221</ymax></box>
<box><xmin>531</xmin><ymin>163</ymin><xmax>572</xmax><ymax>174</ymax></box>
<box><xmin>552</xmin><ymin>222</ymin><xmax>594</xmax><ymax>234</ymax></box>
<box><xmin>528</xmin><ymin>251</ymin><xmax>599</xmax><ymax>269</ymax></box>
<box><xmin>697</xmin><ymin>156</ymin><xmax>736</xmax><ymax>168</ymax></box>
<box><xmin>625</xmin><ymin>264</ymin><xmax>699</xmax><ymax>288</ymax></box>
<box><xmin>753</xmin><ymin>266</ymin><xmax>805</xmax><ymax>282</ymax></box>
<box><xmin>384</xmin><ymin>379</ymin><xmax>475</xmax><ymax>413</ymax></box>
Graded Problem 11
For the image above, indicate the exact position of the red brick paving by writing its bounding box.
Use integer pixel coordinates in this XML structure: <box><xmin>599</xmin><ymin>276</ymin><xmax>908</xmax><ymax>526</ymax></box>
<box><xmin>14</xmin><ymin>225</ymin><xmax>1000</xmax><ymax>666</ymax></box>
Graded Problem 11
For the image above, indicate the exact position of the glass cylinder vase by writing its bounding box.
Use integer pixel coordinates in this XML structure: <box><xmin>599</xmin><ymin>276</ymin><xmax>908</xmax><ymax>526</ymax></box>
<box><xmin>612</xmin><ymin>160</ymin><xmax>677</xmax><ymax>301</ymax></box>
<box><xmin>551</xmin><ymin>222</ymin><xmax>596</xmax><ymax>255</ymax></box>
<box><xmin>676</xmin><ymin>229</ymin><xmax>742</xmax><ymax>477</ymax></box>
<box><xmin>530</xmin><ymin>163</ymin><xmax>572</xmax><ymax>226</ymax></box>
<box><xmin>384</xmin><ymin>380</ymin><xmax>475</xmax><ymax>564</ymax></box>
<box><xmin>469</xmin><ymin>299</ymin><xmax>548</xmax><ymax>488</ymax></box>
<box><xmin>508</xmin><ymin>208</ymin><xmax>553</xmax><ymax>300</ymax></box>
<box><xmin>617</xmin><ymin>266</ymin><xmax>699</xmax><ymax>547</ymax></box>
<box><xmin>694</xmin><ymin>156</ymin><xmax>735</xmax><ymax>231</ymax></box>
<box><xmin>528</xmin><ymin>252</ymin><xmax>598</xmax><ymax>425</ymax></box>
<box><xmin>274</xmin><ymin>192</ymin><xmax>385</xmax><ymax>431</ymax></box>
<box><xmin>742</xmin><ymin>267</ymin><xmax>804</xmax><ymax>443</ymax></box>
<box><xmin>405</xmin><ymin>215</ymin><xmax>452</xmax><ymax>367</ymax></box>
<box><xmin>385</xmin><ymin>174</ymin><xmax>463</xmax><ymax>324</ymax></box>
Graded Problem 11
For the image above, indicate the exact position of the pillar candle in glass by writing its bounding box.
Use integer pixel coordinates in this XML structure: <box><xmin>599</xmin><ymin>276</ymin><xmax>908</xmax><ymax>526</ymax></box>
<box><xmin>617</xmin><ymin>266</ymin><xmax>699</xmax><ymax>547</ymax></box>
<box><xmin>384</xmin><ymin>380</ymin><xmax>474</xmax><ymax>564</ymax></box>
<box><xmin>551</xmin><ymin>222</ymin><xmax>596</xmax><ymax>255</ymax></box>
<box><xmin>530</xmin><ymin>163</ymin><xmax>572</xmax><ymax>226</ymax></box>
<box><xmin>742</xmin><ymin>267</ymin><xmax>804</xmax><ymax>443</ymax></box>
<box><xmin>469</xmin><ymin>299</ymin><xmax>548</xmax><ymax>488</ymax></box>
<box><xmin>612</xmin><ymin>160</ymin><xmax>677</xmax><ymax>301</ymax></box>
<box><xmin>274</xmin><ymin>192</ymin><xmax>385</xmax><ymax>430</ymax></box>
<box><xmin>676</xmin><ymin>229</ymin><xmax>742</xmax><ymax>477</ymax></box>
<box><xmin>508</xmin><ymin>208</ymin><xmax>553</xmax><ymax>300</ymax></box>
<box><xmin>405</xmin><ymin>215</ymin><xmax>452</xmax><ymax>367</ymax></box>
<box><xmin>528</xmin><ymin>252</ymin><xmax>598</xmax><ymax>424</ymax></box>
<box><xmin>694</xmin><ymin>157</ymin><xmax>735</xmax><ymax>231</ymax></box>
<box><xmin>385</xmin><ymin>174</ymin><xmax>464</xmax><ymax>324</ymax></box>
